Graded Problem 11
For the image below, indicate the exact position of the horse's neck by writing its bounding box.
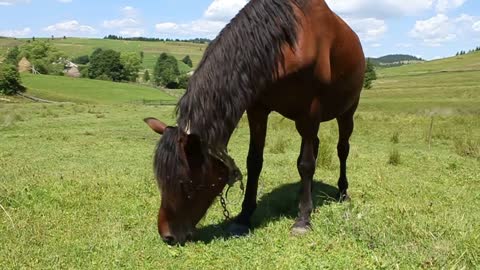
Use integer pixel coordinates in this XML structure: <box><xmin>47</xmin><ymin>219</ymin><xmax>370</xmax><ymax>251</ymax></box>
<box><xmin>177</xmin><ymin>94</ymin><xmax>246</xmax><ymax>148</ymax></box>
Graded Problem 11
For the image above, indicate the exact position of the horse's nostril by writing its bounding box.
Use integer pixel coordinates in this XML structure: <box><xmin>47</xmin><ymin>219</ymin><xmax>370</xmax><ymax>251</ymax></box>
<box><xmin>162</xmin><ymin>235</ymin><xmax>176</xmax><ymax>245</ymax></box>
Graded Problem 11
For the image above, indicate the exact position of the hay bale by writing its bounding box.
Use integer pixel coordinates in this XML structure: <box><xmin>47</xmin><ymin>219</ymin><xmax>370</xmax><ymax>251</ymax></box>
<box><xmin>18</xmin><ymin>57</ymin><xmax>32</xmax><ymax>73</ymax></box>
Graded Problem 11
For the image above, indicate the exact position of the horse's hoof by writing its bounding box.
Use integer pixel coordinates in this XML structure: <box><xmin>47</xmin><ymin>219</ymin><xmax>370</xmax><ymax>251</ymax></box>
<box><xmin>339</xmin><ymin>192</ymin><xmax>351</xmax><ymax>202</ymax></box>
<box><xmin>227</xmin><ymin>223</ymin><xmax>250</xmax><ymax>237</ymax></box>
<box><xmin>291</xmin><ymin>221</ymin><xmax>311</xmax><ymax>236</ymax></box>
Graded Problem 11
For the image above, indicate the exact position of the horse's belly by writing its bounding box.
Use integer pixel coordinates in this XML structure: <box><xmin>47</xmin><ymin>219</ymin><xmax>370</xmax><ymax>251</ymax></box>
<box><xmin>258</xmin><ymin>76</ymin><xmax>358</xmax><ymax>122</ymax></box>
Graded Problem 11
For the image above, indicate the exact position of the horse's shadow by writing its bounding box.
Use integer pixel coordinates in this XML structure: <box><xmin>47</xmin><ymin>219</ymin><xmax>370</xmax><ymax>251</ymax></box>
<box><xmin>194</xmin><ymin>180</ymin><xmax>339</xmax><ymax>244</ymax></box>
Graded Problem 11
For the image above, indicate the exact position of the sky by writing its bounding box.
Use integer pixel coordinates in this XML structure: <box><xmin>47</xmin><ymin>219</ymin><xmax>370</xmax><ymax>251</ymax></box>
<box><xmin>1</xmin><ymin>0</ymin><xmax>480</xmax><ymax>59</ymax></box>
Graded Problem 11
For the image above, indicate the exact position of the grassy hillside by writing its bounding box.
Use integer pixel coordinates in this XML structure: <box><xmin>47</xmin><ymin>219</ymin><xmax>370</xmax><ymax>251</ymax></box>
<box><xmin>20</xmin><ymin>73</ymin><xmax>177</xmax><ymax>104</ymax></box>
<box><xmin>378</xmin><ymin>51</ymin><xmax>480</xmax><ymax>77</ymax></box>
<box><xmin>0</xmin><ymin>37</ymin><xmax>207</xmax><ymax>72</ymax></box>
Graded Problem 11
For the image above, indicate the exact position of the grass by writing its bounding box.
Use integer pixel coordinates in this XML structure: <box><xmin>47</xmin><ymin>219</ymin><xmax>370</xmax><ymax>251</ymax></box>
<box><xmin>0</xmin><ymin>49</ymin><xmax>479</xmax><ymax>269</ymax></box>
<box><xmin>20</xmin><ymin>73</ymin><xmax>178</xmax><ymax>104</ymax></box>
<box><xmin>0</xmin><ymin>37</ymin><xmax>207</xmax><ymax>72</ymax></box>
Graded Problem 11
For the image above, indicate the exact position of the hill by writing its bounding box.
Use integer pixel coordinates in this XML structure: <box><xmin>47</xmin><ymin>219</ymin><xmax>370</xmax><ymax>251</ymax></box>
<box><xmin>368</xmin><ymin>54</ymin><xmax>424</xmax><ymax>67</ymax></box>
<box><xmin>20</xmin><ymin>73</ymin><xmax>177</xmax><ymax>104</ymax></box>
<box><xmin>361</xmin><ymin>50</ymin><xmax>480</xmax><ymax>114</ymax></box>
<box><xmin>0</xmin><ymin>37</ymin><xmax>208</xmax><ymax>72</ymax></box>
<box><xmin>377</xmin><ymin>51</ymin><xmax>480</xmax><ymax>77</ymax></box>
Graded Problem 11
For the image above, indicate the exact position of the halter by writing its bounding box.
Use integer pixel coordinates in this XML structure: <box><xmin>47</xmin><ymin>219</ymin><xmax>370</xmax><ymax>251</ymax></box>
<box><xmin>177</xmin><ymin>123</ymin><xmax>244</xmax><ymax>219</ymax></box>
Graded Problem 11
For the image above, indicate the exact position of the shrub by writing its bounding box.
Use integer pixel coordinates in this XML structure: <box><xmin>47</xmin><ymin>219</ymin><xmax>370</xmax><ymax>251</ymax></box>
<box><xmin>153</xmin><ymin>53</ymin><xmax>180</xmax><ymax>87</ymax></box>
<box><xmin>143</xmin><ymin>70</ymin><xmax>150</xmax><ymax>82</ymax></box>
<box><xmin>0</xmin><ymin>64</ymin><xmax>25</xmax><ymax>95</ymax></box>
<box><xmin>4</xmin><ymin>46</ymin><xmax>20</xmax><ymax>65</ymax></box>
<box><xmin>182</xmin><ymin>55</ymin><xmax>193</xmax><ymax>68</ymax></box>
<box><xmin>454</xmin><ymin>137</ymin><xmax>480</xmax><ymax>159</ymax></box>
<box><xmin>31</xmin><ymin>59</ymin><xmax>49</xmax><ymax>74</ymax></box>
<box><xmin>364</xmin><ymin>60</ymin><xmax>377</xmax><ymax>89</ymax></box>
<box><xmin>177</xmin><ymin>74</ymin><xmax>190</xmax><ymax>89</ymax></box>
<box><xmin>387</xmin><ymin>148</ymin><xmax>401</xmax><ymax>166</ymax></box>
<box><xmin>391</xmin><ymin>131</ymin><xmax>400</xmax><ymax>144</ymax></box>
<box><xmin>73</xmin><ymin>55</ymin><xmax>90</xmax><ymax>65</ymax></box>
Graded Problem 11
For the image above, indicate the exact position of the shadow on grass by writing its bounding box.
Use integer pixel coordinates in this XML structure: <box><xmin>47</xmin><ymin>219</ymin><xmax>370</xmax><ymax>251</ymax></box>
<box><xmin>194</xmin><ymin>180</ymin><xmax>339</xmax><ymax>244</ymax></box>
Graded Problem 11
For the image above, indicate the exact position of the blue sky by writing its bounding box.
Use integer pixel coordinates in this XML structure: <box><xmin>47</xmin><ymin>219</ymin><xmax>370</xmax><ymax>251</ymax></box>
<box><xmin>1</xmin><ymin>0</ymin><xmax>480</xmax><ymax>59</ymax></box>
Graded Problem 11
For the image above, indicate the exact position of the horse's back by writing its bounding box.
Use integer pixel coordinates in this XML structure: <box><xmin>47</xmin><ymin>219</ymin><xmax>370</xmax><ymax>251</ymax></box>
<box><xmin>259</xmin><ymin>0</ymin><xmax>365</xmax><ymax>122</ymax></box>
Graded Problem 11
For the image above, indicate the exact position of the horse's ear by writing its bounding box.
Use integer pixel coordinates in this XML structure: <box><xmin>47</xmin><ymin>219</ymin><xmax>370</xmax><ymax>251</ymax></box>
<box><xmin>181</xmin><ymin>134</ymin><xmax>205</xmax><ymax>169</ymax></box>
<box><xmin>144</xmin><ymin>118</ymin><xmax>167</xmax><ymax>135</ymax></box>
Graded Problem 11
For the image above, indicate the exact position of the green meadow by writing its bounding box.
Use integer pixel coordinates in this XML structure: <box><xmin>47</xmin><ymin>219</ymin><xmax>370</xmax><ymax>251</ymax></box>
<box><xmin>20</xmin><ymin>73</ymin><xmax>176</xmax><ymax>104</ymax></box>
<box><xmin>0</xmin><ymin>45</ymin><xmax>479</xmax><ymax>269</ymax></box>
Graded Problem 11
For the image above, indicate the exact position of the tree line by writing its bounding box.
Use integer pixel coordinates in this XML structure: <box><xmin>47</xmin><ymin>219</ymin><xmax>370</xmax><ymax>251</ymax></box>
<box><xmin>104</xmin><ymin>35</ymin><xmax>211</xmax><ymax>44</ymax></box>
<box><xmin>456</xmin><ymin>46</ymin><xmax>480</xmax><ymax>56</ymax></box>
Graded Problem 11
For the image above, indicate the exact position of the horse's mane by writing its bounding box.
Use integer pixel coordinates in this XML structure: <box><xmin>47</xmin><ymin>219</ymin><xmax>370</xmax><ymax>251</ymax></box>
<box><xmin>176</xmin><ymin>0</ymin><xmax>308</xmax><ymax>146</ymax></box>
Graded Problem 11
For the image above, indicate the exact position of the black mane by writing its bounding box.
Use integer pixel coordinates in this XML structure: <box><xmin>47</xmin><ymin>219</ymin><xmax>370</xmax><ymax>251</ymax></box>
<box><xmin>176</xmin><ymin>0</ymin><xmax>308</xmax><ymax>146</ymax></box>
<box><xmin>156</xmin><ymin>0</ymin><xmax>308</xmax><ymax>193</ymax></box>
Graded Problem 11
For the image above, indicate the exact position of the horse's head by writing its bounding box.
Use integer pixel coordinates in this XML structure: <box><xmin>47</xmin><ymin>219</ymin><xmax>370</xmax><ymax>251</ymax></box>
<box><xmin>144</xmin><ymin>118</ymin><xmax>242</xmax><ymax>245</ymax></box>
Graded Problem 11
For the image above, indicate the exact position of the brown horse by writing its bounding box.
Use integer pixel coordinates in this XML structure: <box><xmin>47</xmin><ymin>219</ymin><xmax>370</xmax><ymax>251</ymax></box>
<box><xmin>145</xmin><ymin>0</ymin><xmax>365</xmax><ymax>245</ymax></box>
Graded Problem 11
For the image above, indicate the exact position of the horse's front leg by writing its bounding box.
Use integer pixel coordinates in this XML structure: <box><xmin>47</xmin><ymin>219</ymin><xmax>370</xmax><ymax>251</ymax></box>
<box><xmin>228</xmin><ymin>106</ymin><xmax>269</xmax><ymax>236</ymax></box>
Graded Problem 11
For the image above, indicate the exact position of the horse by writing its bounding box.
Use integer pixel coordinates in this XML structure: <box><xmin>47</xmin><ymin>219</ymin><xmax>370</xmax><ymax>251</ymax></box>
<box><xmin>144</xmin><ymin>0</ymin><xmax>365</xmax><ymax>245</ymax></box>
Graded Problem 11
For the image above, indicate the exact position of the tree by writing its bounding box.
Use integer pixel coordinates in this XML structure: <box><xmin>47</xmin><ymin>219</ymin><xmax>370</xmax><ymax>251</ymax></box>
<box><xmin>182</xmin><ymin>55</ymin><xmax>193</xmax><ymax>68</ymax></box>
<box><xmin>364</xmin><ymin>60</ymin><xmax>377</xmax><ymax>89</ymax></box>
<box><xmin>4</xmin><ymin>46</ymin><xmax>20</xmax><ymax>65</ymax></box>
<box><xmin>177</xmin><ymin>74</ymin><xmax>190</xmax><ymax>89</ymax></box>
<box><xmin>73</xmin><ymin>55</ymin><xmax>90</xmax><ymax>65</ymax></box>
<box><xmin>88</xmin><ymin>49</ymin><xmax>126</xmax><ymax>82</ymax></box>
<box><xmin>140</xmin><ymin>51</ymin><xmax>144</xmax><ymax>63</ymax></box>
<box><xmin>153</xmin><ymin>53</ymin><xmax>180</xmax><ymax>87</ymax></box>
<box><xmin>18</xmin><ymin>41</ymin><xmax>65</xmax><ymax>75</ymax></box>
<box><xmin>121</xmin><ymin>52</ymin><xmax>142</xmax><ymax>82</ymax></box>
<box><xmin>143</xmin><ymin>70</ymin><xmax>150</xmax><ymax>82</ymax></box>
<box><xmin>0</xmin><ymin>64</ymin><xmax>25</xmax><ymax>95</ymax></box>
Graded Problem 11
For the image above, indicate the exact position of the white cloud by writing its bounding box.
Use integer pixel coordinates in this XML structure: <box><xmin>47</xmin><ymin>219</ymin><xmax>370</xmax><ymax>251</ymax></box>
<box><xmin>155</xmin><ymin>0</ymin><xmax>246</xmax><ymax>38</ymax></box>
<box><xmin>473</xmin><ymin>21</ymin><xmax>480</xmax><ymax>32</ymax></box>
<box><xmin>371</xmin><ymin>43</ymin><xmax>382</xmax><ymax>47</ymax></box>
<box><xmin>396</xmin><ymin>43</ymin><xmax>413</xmax><ymax>48</ymax></box>
<box><xmin>435</xmin><ymin>0</ymin><xmax>467</xmax><ymax>13</ymax></box>
<box><xmin>203</xmin><ymin>0</ymin><xmax>247</xmax><ymax>21</ymax></box>
<box><xmin>0</xmin><ymin>0</ymin><xmax>29</xmax><ymax>5</ymax></box>
<box><xmin>410</xmin><ymin>13</ymin><xmax>479</xmax><ymax>46</ymax></box>
<box><xmin>410</xmin><ymin>14</ymin><xmax>456</xmax><ymax>46</ymax></box>
<box><xmin>345</xmin><ymin>17</ymin><xmax>388</xmax><ymax>42</ymax></box>
<box><xmin>0</xmin><ymin>27</ymin><xmax>31</xmax><ymax>37</ymax></box>
<box><xmin>325</xmin><ymin>0</ymin><xmax>434</xmax><ymax>18</ymax></box>
<box><xmin>43</xmin><ymin>20</ymin><xmax>96</xmax><ymax>36</ymax></box>
<box><xmin>325</xmin><ymin>0</ymin><xmax>468</xmax><ymax>18</ymax></box>
<box><xmin>57</xmin><ymin>0</ymin><xmax>72</xmax><ymax>3</ymax></box>
<box><xmin>155</xmin><ymin>20</ymin><xmax>225</xmax><ymax>38</ymax></box>
<box><xmin>103</xmin><ymin>18</ymin><xmax>139</xmax><ymax>28</ymax></box>
<box><xmin>119</xmin><ymin>28</ymin><xmax>145</xmax><ymax>37</ymax></box>
<box><xmin>102</xmin><ymin>6</ymin><xmax>144</xmax><ymax>37</ymax></box>
<box><xmin>122</xmin><ymin>6</ymin><xmax>139</xmax><ymax>18</ymax></box>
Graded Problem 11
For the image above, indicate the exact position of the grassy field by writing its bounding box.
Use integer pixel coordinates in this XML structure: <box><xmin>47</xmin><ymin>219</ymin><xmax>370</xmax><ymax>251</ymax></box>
<box><xmin>1</xmin><ymin>52</ymin><xmax>479</xmax><ymax>268</ymax></box>
<box><xmin>20</xmin><ymin>73</ymin><xmax>177</xmax><ymax>104</ymax></box>
<box><xmin>0</xmin><ymin>37</ymin><xmax>207</xmax><ymax>72</ymax></box>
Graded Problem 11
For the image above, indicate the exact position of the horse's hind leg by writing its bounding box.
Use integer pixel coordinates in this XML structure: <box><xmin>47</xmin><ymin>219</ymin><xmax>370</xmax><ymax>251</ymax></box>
<box><xmin>297</xmin><ymin>137</ymin><xmax>319</xmax><ymax>193</ymax></box>
<box><xmin>336</xmin><ymin>102</ymin><xmax>358</xmax><ymax>201</ymax></box>
<box><xmin>229</xmin><ymin>106</ymin><xmax>269</xmax><ymax>236</ymax></box>
<box><xmin>292</xmin><ymin>119</ymin><xmax>320</xmax><ymax>235</ymax></box>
